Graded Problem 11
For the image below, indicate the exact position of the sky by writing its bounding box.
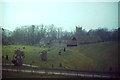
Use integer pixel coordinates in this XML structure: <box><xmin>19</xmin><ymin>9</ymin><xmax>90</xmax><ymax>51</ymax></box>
<box><xmin>0</xmin><ymin>2</ymin><xmax>118</xmax><ymax>31</ymax></box>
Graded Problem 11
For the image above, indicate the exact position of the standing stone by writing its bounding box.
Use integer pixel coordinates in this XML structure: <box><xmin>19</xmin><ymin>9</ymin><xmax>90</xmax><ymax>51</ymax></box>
<box><xmin>6</xmin><ymin>55</ymin><xmax>9</xmax><ymax>60</ymax></box>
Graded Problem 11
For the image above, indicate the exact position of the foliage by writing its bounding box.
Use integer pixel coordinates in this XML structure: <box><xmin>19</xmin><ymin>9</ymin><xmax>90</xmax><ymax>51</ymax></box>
<box><xmin>1</xmin><ymin>25</ymin><xmax>119</xmax><ymax>45</ymax></box>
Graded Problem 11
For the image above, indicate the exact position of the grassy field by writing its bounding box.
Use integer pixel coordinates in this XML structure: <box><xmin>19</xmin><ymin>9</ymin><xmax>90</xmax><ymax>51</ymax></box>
<box><xmin>2</xmin><ymin>41</ymin><xmax>119</xmax><ymax>72</ymax></box>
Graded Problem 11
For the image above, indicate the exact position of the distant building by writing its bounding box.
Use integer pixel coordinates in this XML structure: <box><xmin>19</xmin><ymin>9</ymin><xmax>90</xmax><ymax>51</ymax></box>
<box><xmin>75</xmin><ymin>26</ymin><xmax>102</xmax><ymax>44</ymax></box>
<box><xmin>67</xmin><ymin>37</ymin><xmax>77</xmax><ymax>47</ymax></box>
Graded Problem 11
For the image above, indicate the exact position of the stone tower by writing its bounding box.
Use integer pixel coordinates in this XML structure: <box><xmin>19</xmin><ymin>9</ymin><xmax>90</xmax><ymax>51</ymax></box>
<box><xmin>75</xmin><ymin>26</ymin><xmax>83</xmax><ymax>39</ymax></box>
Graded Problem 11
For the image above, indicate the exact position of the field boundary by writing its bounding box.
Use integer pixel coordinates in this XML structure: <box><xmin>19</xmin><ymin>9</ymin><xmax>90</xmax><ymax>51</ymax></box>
<box><xmin>2</xmin><ymin>65</ymin><xmax>120</xmax><ymax>78</ymax></box>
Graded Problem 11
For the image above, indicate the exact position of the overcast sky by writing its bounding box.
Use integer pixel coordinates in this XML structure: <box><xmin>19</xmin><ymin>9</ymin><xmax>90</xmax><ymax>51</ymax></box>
<box><xmin>0</xmin><ymin>2</ymin><xmax>118</xmax><ymax>31</ymax></box>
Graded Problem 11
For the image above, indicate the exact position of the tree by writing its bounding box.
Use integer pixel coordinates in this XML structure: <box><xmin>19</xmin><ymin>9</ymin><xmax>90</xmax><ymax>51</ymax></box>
<box><xmin>2</xmin><ymin>28</ymin><xmax>13</xmax><ymax>45</ymax></box>
<box><xmin>2</xmin><ymin>24</ymin><xmax>119</xmax><ymax>46</ymax></box>
<box><xmin>57</xmin><ymin>27</ymin><xmax>63</xmax><ymax>39</ymax></box>
<box><xmin>110</xmin><ymin>28</ymin><xmax>120</xmax><ymax>41</ymax></box>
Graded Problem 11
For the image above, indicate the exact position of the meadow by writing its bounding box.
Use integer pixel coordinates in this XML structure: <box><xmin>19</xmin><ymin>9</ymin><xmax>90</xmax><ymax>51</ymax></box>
<box><xmin>2</xmin><ymin>41</ymin><xmax>119</xmax><ymax>72</ymax></box>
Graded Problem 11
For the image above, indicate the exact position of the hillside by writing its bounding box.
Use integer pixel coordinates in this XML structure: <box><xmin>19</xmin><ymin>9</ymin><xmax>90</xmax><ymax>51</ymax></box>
<box><xmin>2</xmin><ymin>41</ymin><xmax>119</xmax><ymax>72</ymax></box>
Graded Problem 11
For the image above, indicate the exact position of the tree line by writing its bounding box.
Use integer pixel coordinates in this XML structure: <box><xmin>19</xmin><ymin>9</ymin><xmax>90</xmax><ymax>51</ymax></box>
<box><xmin>1</xmin><ymin>24</ymin><xmax>120</xmax><ymax>45</ymax></box>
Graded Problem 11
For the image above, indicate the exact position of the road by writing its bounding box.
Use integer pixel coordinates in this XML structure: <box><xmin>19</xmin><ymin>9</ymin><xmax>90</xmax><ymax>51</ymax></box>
<box><xmin>2</xmin><ymin>64</ymin><xmax>120</xmax><ymax>78</ymax></box>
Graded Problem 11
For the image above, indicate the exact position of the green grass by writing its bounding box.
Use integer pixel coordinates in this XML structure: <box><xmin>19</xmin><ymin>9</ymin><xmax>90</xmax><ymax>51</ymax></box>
<box><xmin>2</xmin><ymin>41</ymin><xmax>119</xmax><ymax>72</ymax></box>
